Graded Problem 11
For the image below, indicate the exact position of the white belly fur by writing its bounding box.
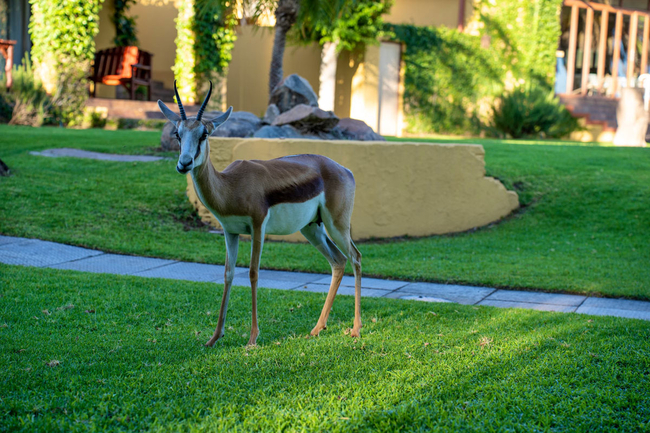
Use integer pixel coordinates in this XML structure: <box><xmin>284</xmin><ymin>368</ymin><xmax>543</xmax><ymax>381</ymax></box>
<box><xmin>264</xmin><ymin>193</ymin><xmax>323</xmax><ymax>235</ymax></box>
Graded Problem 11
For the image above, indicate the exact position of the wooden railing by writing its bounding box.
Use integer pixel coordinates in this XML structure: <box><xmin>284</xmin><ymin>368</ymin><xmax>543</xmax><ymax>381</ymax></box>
<box><xmin>563</xmin><ymin>0</ymin><xmax>650</xmax><ymax>96</ymax></box>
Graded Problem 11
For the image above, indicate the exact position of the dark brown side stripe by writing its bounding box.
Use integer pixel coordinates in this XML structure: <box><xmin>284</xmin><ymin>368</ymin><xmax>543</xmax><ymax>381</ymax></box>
<box><xmin>266</xmin><ymin>175</ymin><xmax>324</xmax><ymax>207</ymax></box>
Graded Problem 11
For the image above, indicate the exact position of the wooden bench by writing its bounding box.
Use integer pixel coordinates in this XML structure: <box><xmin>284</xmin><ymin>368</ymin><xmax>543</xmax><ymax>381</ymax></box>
<box><xmin>89</xmin><ymin>46</ymin><xmax>153</xmax><ymax>100</ymax></box>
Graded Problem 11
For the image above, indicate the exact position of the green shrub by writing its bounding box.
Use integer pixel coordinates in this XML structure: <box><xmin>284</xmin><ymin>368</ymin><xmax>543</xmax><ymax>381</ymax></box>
<box><xmin>3</xmin><ymin>56</ymin><xmax>50</xmax><ymax>127</ymax></box>
<box><xmin>29</xmin><ymin>0</ymin><xmax>103</xmax><ymax>126</ymax></box>
<box><xmin>472</xmin><ymin>0</ymin><xmax>563</xmax><ymax>88</ymax></box>
<box><xmin>0</xmin><ymin>91</ymin><xmax>13</xmax><ymax>123</ymax></box>
<box><xmin>491</xmin><ymin>86</ymin><xmax>579</xmax><ymax>139</ymax></box>
<box><xmin>387</xmin><ymin>24</ymin><xmax>504</xmax><ymax>135</ymax></box>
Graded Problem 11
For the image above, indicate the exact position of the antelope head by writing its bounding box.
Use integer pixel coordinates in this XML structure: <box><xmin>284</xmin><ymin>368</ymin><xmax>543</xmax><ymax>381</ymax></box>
<box><xmin>158</xmin><ymin>81</ymin><xmax>232</xmax><ymax>174</ymax></box>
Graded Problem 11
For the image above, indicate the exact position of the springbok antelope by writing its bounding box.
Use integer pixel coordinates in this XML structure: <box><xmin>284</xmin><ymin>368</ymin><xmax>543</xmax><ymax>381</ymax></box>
<box><xmin>158</xmin><ymin>81</ymin><xmax>362</xmax><ymax>346</ymax></box>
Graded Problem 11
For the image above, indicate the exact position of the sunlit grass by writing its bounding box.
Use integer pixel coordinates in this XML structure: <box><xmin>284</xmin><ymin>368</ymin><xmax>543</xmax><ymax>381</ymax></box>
<box><xmin>1</xmin><ymin>265</ymin><xmax>648</xmax><ymax>431</ymax></box>
<box><xmin>1</xmin><ymin>125</ymin><xmax>649</xmax><ymax>298</ymax></box>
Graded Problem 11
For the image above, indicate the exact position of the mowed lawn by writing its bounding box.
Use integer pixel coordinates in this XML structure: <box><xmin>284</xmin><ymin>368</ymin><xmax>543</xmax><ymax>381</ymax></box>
<box><xmin>1</xmin><ymin>265</ymin><xmax>649</xmax><ymax>431</ymax></box>
<box><xmin>1</xmin><ymin>125</ymin><xmax>649</xmax><ymax>299</ymax></box>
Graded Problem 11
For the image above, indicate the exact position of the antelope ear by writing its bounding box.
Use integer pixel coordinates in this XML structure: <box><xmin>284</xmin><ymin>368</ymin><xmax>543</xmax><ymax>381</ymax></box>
<box><xmin>210</xmin><ymin>106</ymin><xmax>233</xmax><ymax>129</ymax></box>
<box><xmin>158</xmin><ymin>100</ymin><xmax>181</xmax><ymax>123</ymax></box>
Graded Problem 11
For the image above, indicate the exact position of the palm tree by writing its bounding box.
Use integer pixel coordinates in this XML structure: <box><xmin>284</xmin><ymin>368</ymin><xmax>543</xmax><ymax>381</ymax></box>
<box><xmin>268</xmin><ymin>0</ymin><xmax>300</xmax><ymax>96</ymax></box>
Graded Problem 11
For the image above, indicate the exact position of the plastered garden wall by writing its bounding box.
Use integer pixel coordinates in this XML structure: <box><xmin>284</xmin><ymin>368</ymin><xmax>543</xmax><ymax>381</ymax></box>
<box><xmin>186</xmin><ymin>138</ymin><xmax>519</xmax><ymax>242</ymax></box>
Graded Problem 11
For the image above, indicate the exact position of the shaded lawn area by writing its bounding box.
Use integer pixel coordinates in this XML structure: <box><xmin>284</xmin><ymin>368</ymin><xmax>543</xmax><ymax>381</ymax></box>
<box><xmin>0</xmin><ymin>125</ymin><xmax>649</xmax><ymax>299</ymax></box>
<box><xmin>1</xmin><ymin>265</ymin><xmax>649</xmax><ymax>431</ymax></box>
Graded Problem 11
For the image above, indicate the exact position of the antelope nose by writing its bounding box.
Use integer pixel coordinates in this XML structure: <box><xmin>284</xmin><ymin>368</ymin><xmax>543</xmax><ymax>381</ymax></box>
<box><xmin>179</xmin><ymin>154</ymin><xmax>192</xmax><ymax>167</ymax></box>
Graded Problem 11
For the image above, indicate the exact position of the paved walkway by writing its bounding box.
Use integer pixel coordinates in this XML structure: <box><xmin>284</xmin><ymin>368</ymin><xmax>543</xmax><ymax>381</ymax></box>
<box><xmin>1</xmin><ymin>235</ymin><xmax>649</xmax><ymax>321</ymax></box>
<box><xmin>30</xmin><ymin>148</ymin><xmax>166</xmax><ymax>162</ymax></box>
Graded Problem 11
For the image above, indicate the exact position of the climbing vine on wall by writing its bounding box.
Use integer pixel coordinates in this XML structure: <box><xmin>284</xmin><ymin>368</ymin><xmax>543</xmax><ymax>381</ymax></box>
<box><xmin>387</xmin><ymin>24</ymin><xmax>504</xmax><ymax>135</ymax></box>
<box><xmin>29</xmin><ymin>0</ymin><xmax>103</xmax><ymax>126</ymax></box>
<box><xmin>387</xmin><ymin>0</ymin><xmax>563</xmax><ymax>135</ymax></box>
<box><xmin>112</xmin><ymin>0</ymin><xmax>138</xmax><ymax>47</ymax></box>
<box><xmin>173</xmin><ymin>0</ymin><xmax>236</xmax><ymax>105</ymax></box>
<box><xmin>470</xmin><ymin>0</ymin><xmax>563</xmax><ymax>87</ymax></box>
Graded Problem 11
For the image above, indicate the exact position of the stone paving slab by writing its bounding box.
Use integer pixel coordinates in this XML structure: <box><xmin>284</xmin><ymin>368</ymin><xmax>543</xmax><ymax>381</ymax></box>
<box><xmin>0</xmin><ymin>239</ymin><xmax>103</xmax><ymax>267</ymax></box>
<box><xmin>398</xmin><ymin>295</ymin><xmax>453</xmax><ymax>303</ymax></box>
<box><xmin>2</xmin><ymin>236</ymin><xmax>650</xmax><ymax>322</ymax></box>
<box><xmin>579</xmin><ymin>297</ymin><xmax>650</xmax><ymax>312</ymax></box>
<box><xmin>312</xmin><ymin>275</ymin><xmax>409</xmax><ymax>290</ymax></box>
<box><xmin>575</xmin><ymin>306</ymin><xmax>650</xmax><ymax>321</ymax></box>
<box><xmin>230</xmin><ymin>277</ymin><xmax>306</xmax><ymax>290</ymax></box>
<box><xmin>296</xmin><ymin>283</ymin><xmax>391</xmax><ymax>298</ymax></box>
<box><xmin>134</xmin><ymin>261</ymin><xmax>226</xmax><ymax>282</ymax></box>
<box><xmin>484</xmin><ymin>290</ymin><xmax>586</xmax><ymax>307</ymax></box>
<box><xmin>30</xmin><ymin>148</ymin><xmax>165</xmax><ymax>162</ymax></box>
<box><xmin>479</xmin><ymin>299</ymin><xmax>577</xmax><ymax>313</ymax></box>
<box><xmin>49</xmin><ymin>253</ymin><xmax>175</xmax><ymax>275</ymax></box>
<box><xmin>256</xmin><ymin>270</ymin><xmax>326</xmax><ymax>284</ymax></box>
<box><xmin>389</xmin><ymin>282</ymin><xmax>496</xmax><ymax>305</ymax></box>
<box><xmin>0</xmin><ymin>235</ymin><xmax>23</xmax><ymax>246</ymax></box>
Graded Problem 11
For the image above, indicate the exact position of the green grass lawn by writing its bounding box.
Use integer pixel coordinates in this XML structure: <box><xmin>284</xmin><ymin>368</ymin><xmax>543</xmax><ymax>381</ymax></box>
<box><xmin>1</xmin><ymin>265</ymin><xmax>649</xmax><ymax>432</ymax></box>
<box><xmin>0</xmin><ymin>125</ymin><xmax>649</xmax><ymax>299</ymax></box>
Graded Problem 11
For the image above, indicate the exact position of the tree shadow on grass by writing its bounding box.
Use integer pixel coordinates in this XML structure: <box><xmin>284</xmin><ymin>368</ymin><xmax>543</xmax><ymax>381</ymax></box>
<box><xmin>2</xmin><ymin>266</ymin><xmax>648</xmax><ymax>431</ymax></box>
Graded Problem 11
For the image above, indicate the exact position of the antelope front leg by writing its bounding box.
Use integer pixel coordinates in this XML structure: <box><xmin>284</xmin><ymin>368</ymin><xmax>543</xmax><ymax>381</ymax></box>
<box><xmin>206</xmin><ymin>231</ymin><xmax>239</xmax><ymax>347</ymax></box>
<box><xmin>247</xmin><ymin>224</ymin><xmax>265</xmax><ymax>346</ymax></box>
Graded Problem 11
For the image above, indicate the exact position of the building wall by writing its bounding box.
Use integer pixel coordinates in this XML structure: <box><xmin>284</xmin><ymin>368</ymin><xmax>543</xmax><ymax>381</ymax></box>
<box><xmin>386</xmin><ymin>0</ymin><xmax>472</xmax><ymax>28</ymax></box>
<box><xmin>226</xmin><ymin>24</ymin><xmax>322</xmax><ymax>117</ymax></box>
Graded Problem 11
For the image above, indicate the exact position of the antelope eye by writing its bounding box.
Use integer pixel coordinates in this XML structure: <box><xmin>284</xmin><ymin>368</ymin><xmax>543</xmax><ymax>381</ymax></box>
<box><xmin>200</xmin><ymin>132</ymin><xmax>208</xmax><ymax>141</ymax></box>
<box><xmin>174</xmin><ymin>131</ymin><xmax>181</xmax><ymax>140</ymax></box>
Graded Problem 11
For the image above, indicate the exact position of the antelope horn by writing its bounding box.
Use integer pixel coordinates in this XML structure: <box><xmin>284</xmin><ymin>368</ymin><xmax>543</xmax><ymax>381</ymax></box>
<box><xmin>197</xmin><ymin>81</ymin><xmax>213</xmax><ymax>121</ymax></box>
<box><xmin>174</xmin><ymin>80</ymin><xmax>187</xmax><ymax>121</ymax></box>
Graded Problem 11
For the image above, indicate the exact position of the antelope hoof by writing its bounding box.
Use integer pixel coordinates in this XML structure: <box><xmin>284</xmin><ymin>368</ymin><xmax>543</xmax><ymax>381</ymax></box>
<box><xmin>350</xmin><ymin>327</ymin><xmax>361</xmax><ymax>338</ymax></box>
<box><xmin>247</xmin><ymin>330</ymin><xmax>259</xmax><ymax>346</ymax></box>
<box><xmin>205</xmin><ymin>331</ymin><xmax>225</xmax><ymax>347</ymax></box>
<box><xmin>310</xmin><ymin>324</ymin><xmax>326</xmax><ymax>337</ymax></box>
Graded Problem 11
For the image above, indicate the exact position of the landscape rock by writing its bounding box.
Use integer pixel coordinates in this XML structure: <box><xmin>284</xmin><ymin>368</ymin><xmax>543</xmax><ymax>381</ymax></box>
<box><xmin>161</xmin><ymin>122</ymin><xmax>180</xmax><ymax>151</ymax></box>
<box><xmin>262</xmin><ymin>104</ymin><xmax>280</xmax><ymax>125</ymax></box>
<box><xmin>272</xmin><ymin>104</ymin><xmax>339</xmax><ymax>132</ymax></box>
<box><xmin>269</xmin><ymin>74</ymin><xmax>319</xmax><ymax>113</ymax></box>
<box><xmin>613</xmin><ymin>88</ymin><xmax>648</xmax><ymax>147</ymax></box>
<box><xmin>253</xmin><ymin>125</ymin><xmax>317</xmax><ymax>139</ymax></box>
<box><xmin>336</xmin><ymin>118</ymin><xmax>385</xmax><ymax>141</ymax></box>
<box><xmin>210</xmin><ymin>111</ymin><xmax>261</xmax><ymax>138</ymax></box>
<box><xmin>0</xmin><ymin>158</ymin><xmax>9</xmax><ymax>176</ymax></box>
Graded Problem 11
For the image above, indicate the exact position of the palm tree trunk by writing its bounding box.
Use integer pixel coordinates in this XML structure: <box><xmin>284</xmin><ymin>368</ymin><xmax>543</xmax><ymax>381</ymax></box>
<box><xmin>268</xmin><ymin>0</ymin><xmax>299</xmax><ymax>99</ymax></box>
<box><xmin>318</xmin><ymin>41</ymin><xmax>339</xmax><ymax>111</ymax></box>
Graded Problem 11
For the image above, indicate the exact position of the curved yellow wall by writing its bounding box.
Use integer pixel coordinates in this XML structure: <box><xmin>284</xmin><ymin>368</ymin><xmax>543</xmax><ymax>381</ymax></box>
<box><xmin>186</xmin><ymin>138</ymin><xmax>519</xmax><ymax>242</ymax></box>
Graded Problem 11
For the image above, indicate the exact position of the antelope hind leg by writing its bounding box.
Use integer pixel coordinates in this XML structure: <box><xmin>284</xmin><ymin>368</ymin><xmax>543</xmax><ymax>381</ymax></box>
<box><xmin>300</xmin><ymin>224</ymin><xmax>347</xmax><ymax>336</ymax></box>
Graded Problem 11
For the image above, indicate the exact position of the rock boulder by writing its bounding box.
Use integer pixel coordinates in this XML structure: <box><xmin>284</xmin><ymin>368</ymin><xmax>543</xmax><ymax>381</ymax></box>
<box><xmin>336</xmin><ymin>118</ymin><xmax>385</xmax><ymax>141</ymax></box>
<box><xmin>262</xmin><ymin>104</ymin><xmax>280</xmax><ymax>125</ymax></box>
<box><xmin>272</xmin><ymin>104</ymin><xmax>339</xmax><ymax>132</ymax></box>
<box><xmin>254</xmin><ymin>124</ymin><xmax>318</xmax><ymax>139</ymax></box>
<box><xmin>0</xmin><ymin>158</ymin><xmax>9</xmax><ymax>176</ymax></box>
<box><xmin>210</xmin><ymin>111</ymin><xmax>261</xmax><ymax>138</ymax></box>
<box><xmin>161</xmin><ymin>122</ymin><xmax>180</xmax><ymax>151</ymax></box>
<box><xmin>269</xmin><ymin>74</ymin><xmax>319</xmax><ymax>113</ymax></box>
